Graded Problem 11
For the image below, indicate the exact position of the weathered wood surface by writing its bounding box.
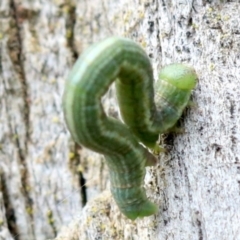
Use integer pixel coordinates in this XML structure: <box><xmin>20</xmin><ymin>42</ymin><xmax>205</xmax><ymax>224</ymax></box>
<box><xmin>0</xmin><ymin>0</ymin><xmax>240</xmax><ymax>240</ymax></box>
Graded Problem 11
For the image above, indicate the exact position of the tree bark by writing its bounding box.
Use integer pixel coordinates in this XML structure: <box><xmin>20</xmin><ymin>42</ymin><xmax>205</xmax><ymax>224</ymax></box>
<box><xmin>0</xmin><ymin>0</ymin><xmax>239</xmax><ymax>240</ymax></box>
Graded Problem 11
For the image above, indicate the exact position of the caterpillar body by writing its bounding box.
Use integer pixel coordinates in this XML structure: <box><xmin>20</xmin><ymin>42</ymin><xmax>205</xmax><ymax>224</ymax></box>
<box><xmin>63</xmin><ymin>37</ymin><xmax>197</xmax><ymax>220</ymax></box>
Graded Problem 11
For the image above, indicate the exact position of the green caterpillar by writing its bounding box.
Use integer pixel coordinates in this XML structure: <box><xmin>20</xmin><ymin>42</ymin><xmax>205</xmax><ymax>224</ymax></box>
<box><xmin>62</xmin><ymin>37</ymin><xmax>197</xmax><ymax>220</ymax></box>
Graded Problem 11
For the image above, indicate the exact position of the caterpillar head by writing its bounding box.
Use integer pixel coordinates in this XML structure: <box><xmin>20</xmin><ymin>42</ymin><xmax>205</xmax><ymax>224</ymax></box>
<box><xmin>159</xmin><ymin>63</ymin><xmax>197</xmax><ymax>91</ymax></box>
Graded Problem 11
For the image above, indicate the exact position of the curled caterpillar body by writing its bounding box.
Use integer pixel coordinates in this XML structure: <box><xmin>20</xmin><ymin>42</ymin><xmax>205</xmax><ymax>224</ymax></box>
<box><xmin>63</xmin><ymin>37</ymin><xmax>197</xmax><ymax>220</ymax></box>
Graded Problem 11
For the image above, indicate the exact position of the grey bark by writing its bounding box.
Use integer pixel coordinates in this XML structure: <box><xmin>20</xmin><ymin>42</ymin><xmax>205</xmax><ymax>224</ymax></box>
<box><xmin>0</xmin><ymin>0</ymin><xmax>239</xmax><ymax>240</ymax></box>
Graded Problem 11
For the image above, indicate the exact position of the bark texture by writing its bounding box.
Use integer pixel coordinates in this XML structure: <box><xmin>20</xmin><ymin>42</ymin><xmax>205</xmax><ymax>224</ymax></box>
<box><xmin>0</xmin><ymin>0</ymin><xmax>239</xmax><ymax>240</ymax></box>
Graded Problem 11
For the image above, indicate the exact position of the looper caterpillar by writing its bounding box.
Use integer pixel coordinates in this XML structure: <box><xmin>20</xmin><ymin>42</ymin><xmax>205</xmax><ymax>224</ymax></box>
<box><xmin>63</xmin><ymin>37</ymin><xmax>197</xmax><ymax>220</ymax></box>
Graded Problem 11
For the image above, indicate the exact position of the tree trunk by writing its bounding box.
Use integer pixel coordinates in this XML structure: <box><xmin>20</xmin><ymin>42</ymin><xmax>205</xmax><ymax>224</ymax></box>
<box><xmin>0</xmin><ymin>0</ymin><xmax>239</xmax><ymax>240</ymax></box>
